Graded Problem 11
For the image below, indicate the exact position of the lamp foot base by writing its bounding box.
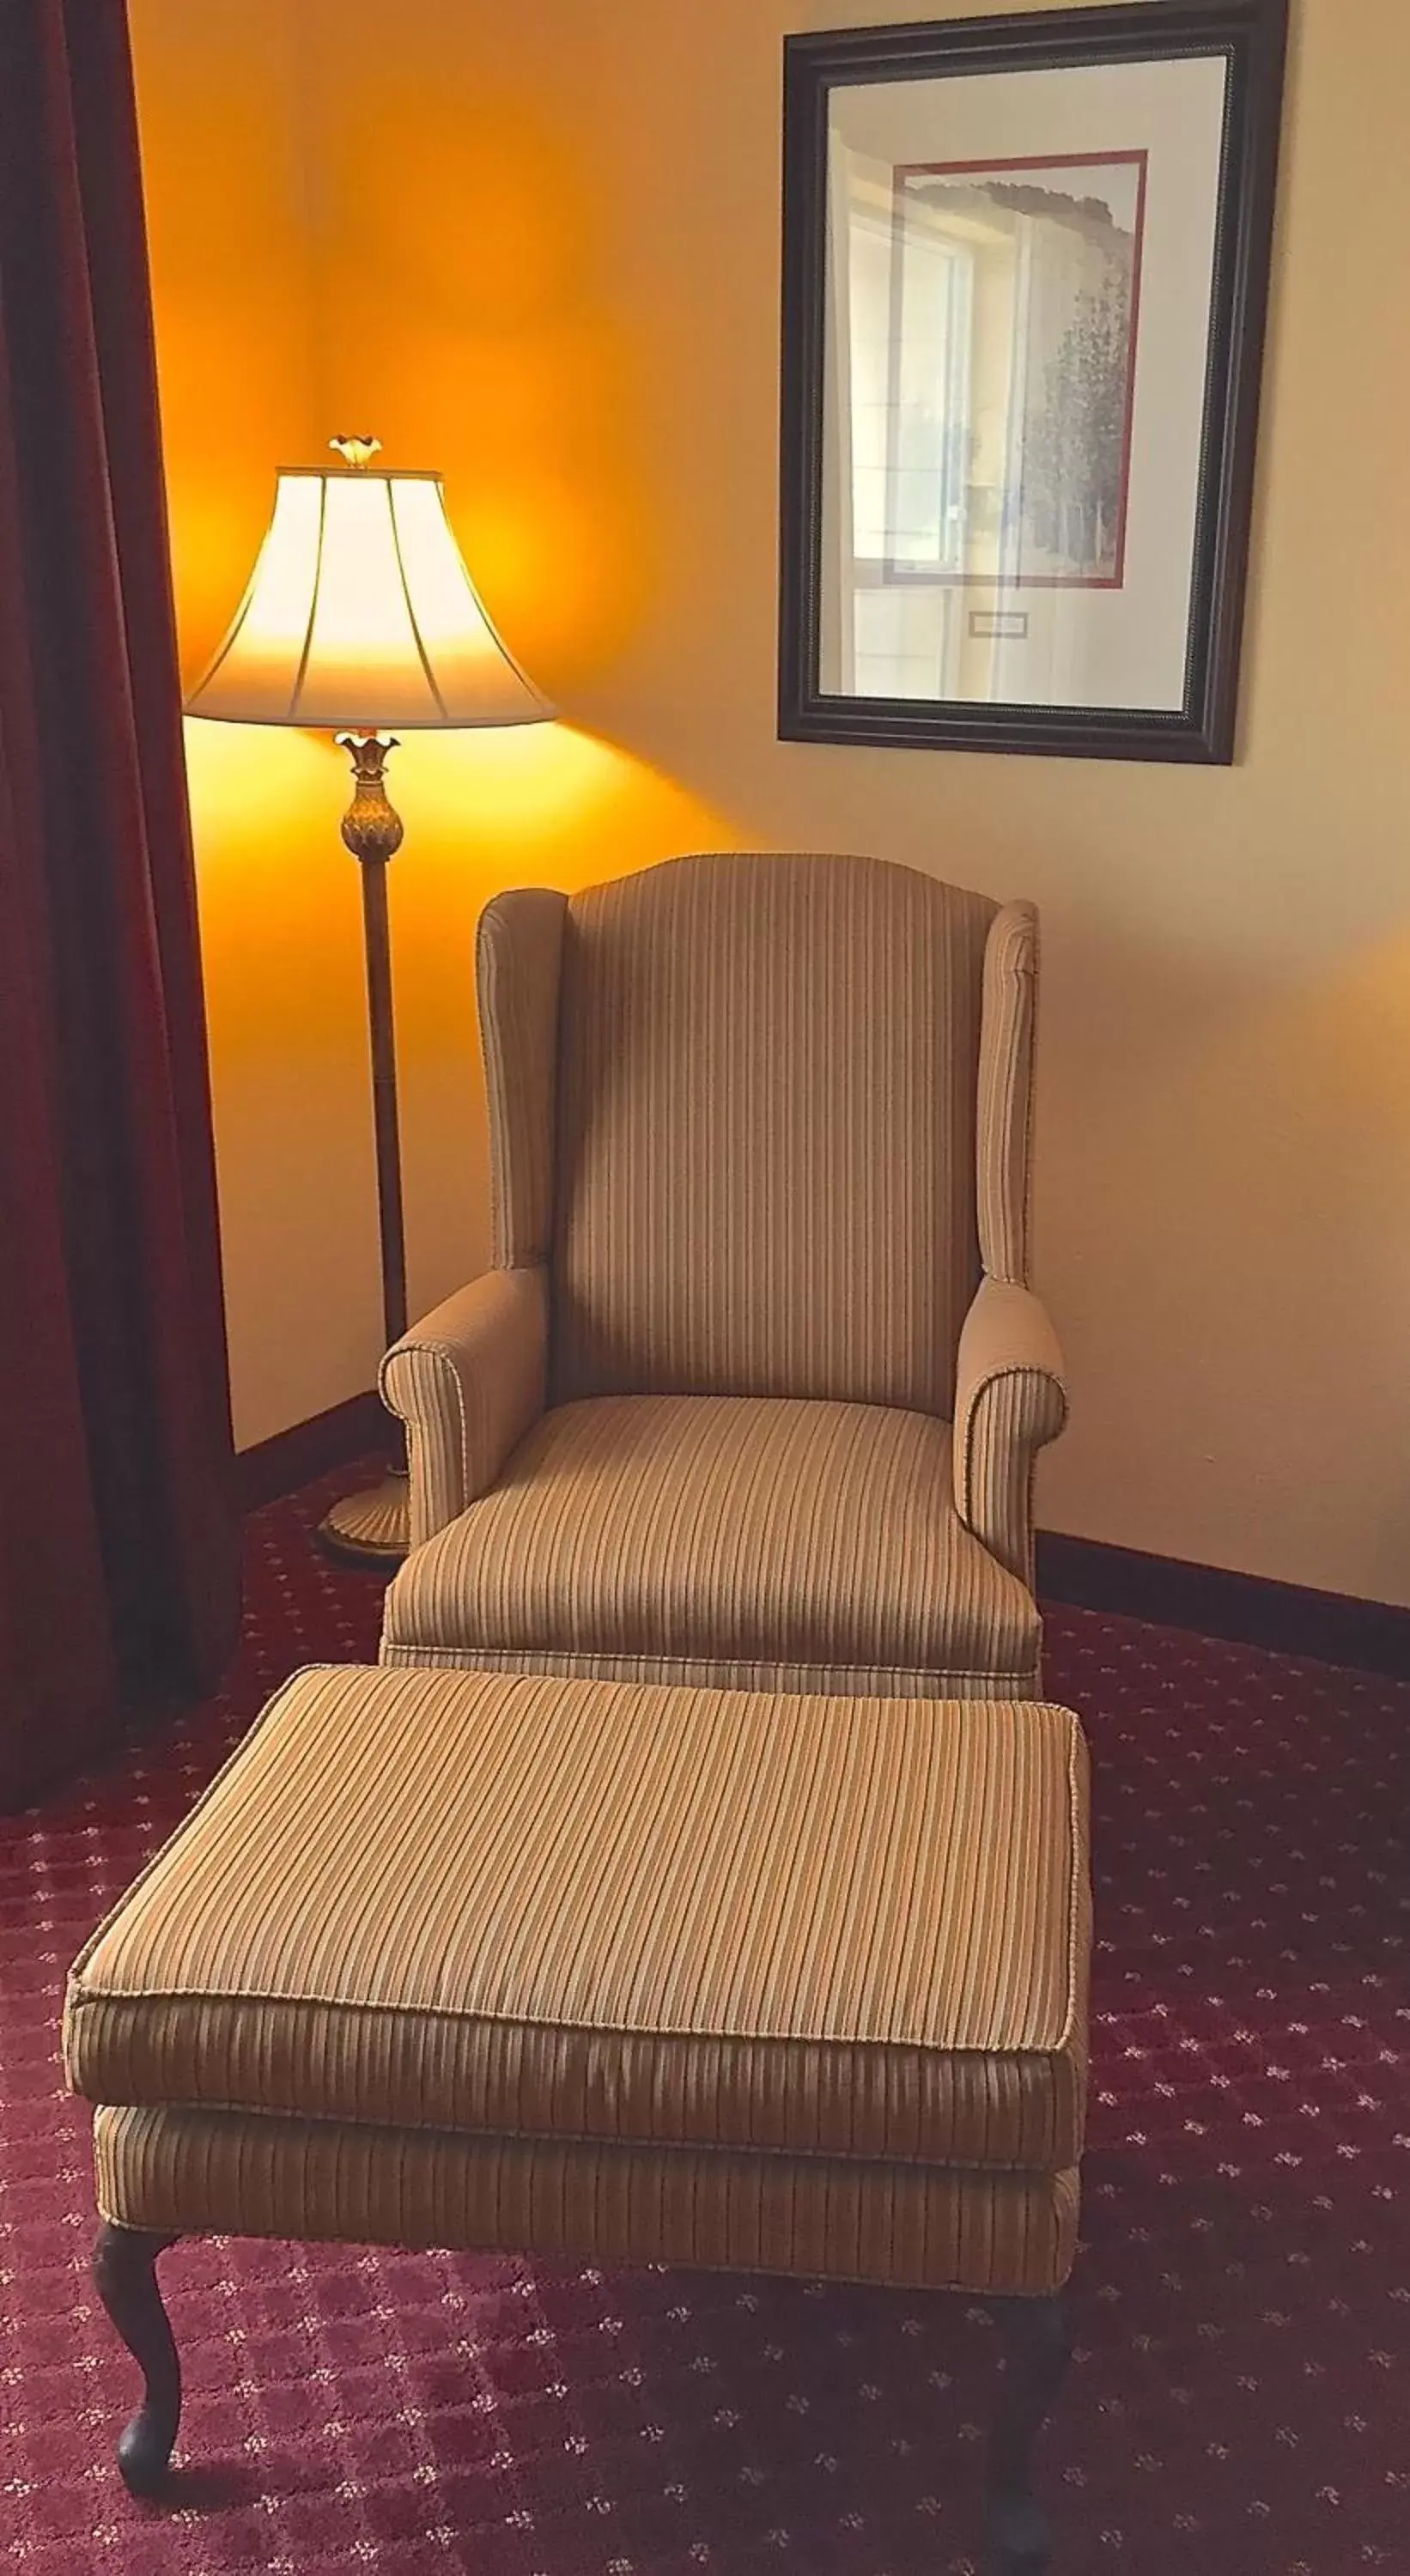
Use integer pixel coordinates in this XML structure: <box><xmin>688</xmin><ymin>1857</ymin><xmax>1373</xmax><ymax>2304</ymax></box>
<box><xmin>316</xmin><ymin>1470</ymin><xmax>410</xmax><ymax>1570</ymax></box>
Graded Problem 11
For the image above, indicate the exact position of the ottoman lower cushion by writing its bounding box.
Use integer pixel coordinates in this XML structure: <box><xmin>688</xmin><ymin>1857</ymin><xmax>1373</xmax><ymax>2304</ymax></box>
<box><xmin>93</xmin><ymin>2105</ymin><xmax>1082</xmax><ymax>2297</ymax></box>
<box><xmin>66</xmin><ymin>1665</ymin><xmax>1089</xmax><ymax>2173</ymax></box>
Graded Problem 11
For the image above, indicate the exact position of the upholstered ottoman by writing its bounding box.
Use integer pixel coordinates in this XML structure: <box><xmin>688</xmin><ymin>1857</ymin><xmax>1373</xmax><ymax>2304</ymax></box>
<box><xmin>65</xmin><ymin>1666</ymin><xmax>1091</xmax><ymax>2574</ymax></box>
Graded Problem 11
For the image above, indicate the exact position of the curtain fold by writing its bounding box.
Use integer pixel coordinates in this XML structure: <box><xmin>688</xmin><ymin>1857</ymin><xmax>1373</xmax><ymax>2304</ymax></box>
<box><xmin>0</xmin><ymin>0</ymin><xmax>239</xmax><ymax>1808</ymax></box>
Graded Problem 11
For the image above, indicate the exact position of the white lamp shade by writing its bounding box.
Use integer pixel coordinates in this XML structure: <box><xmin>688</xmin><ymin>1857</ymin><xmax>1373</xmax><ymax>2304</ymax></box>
<box><xmin>185</xmin><ymin>468</ymin><xmax>553</xmax><ymax>731</ymax></box>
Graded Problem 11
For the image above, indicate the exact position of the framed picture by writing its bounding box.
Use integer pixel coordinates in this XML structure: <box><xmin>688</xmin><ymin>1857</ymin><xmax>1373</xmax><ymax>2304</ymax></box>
<box><xmin>778</xmin><ymin>0</ymin><xmax>1290</xmax><ymax>762</ymax></box>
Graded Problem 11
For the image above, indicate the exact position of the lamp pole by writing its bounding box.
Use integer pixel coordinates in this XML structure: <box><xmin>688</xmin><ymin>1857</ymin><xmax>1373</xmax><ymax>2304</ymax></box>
<box><xmin>315</xmin><ymin>730</ymin><xmax>413</xmax><ymax>1565</ymax></box>
<box><xmin>338</xmin><ymin>731</ymin><xmax>408</xmax><ymax>1354</ymax></box>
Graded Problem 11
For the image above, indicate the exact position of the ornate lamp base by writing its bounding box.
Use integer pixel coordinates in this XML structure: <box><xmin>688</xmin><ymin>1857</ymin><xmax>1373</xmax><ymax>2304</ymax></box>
<box><xmin>316</xmin><ymin>1470</ymin><xmax>410</xmax><ymax>1570</ymax></box>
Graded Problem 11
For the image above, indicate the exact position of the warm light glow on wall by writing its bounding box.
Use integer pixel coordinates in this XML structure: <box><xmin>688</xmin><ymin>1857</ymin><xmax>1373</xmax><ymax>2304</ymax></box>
<box><xmin>181</xmin><ymin>710</ymin><xmax>332</xmax><ymax>846</ymax></box>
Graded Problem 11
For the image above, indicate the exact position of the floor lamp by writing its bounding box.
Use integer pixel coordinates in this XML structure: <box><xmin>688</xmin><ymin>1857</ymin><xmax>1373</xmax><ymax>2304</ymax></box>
<box><xmin>185</xmin><ymin>437</ymin><xmax>553</xmax><ymax>1567</ymax></box>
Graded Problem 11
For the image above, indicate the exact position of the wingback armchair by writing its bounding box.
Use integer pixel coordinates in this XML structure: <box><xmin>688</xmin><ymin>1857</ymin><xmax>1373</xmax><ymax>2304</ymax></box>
<box><xmin>378</xmin><ymin>852</ymin><xmax>1067</xmax><ymax>1696</ymax></box>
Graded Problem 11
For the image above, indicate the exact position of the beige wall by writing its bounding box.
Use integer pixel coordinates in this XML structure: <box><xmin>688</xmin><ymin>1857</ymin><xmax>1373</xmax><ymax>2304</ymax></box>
<box><xmin>130</xmin><ymin>0</ymin><xmax>1410</xmax><ymax>1607</ymax></box>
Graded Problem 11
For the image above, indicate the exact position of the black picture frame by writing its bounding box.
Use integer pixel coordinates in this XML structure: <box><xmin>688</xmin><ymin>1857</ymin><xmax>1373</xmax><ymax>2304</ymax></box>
<box><xmin>777</xmin><ymin>0</ymin><xmax>1290</xmax><ymax>763</ymax></box>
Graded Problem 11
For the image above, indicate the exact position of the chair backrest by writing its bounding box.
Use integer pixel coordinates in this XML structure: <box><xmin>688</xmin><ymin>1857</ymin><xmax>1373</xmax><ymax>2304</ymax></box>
<box><xmin>476</xmin><ymin>852</ymin><xmax>1037</xmax><ymax>1416</ymax></box>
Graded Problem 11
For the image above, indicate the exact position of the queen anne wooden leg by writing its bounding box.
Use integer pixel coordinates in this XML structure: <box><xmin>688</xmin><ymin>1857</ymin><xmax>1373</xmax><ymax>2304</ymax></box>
<box><xmin>93</xmin><ymin>2223</ymin><xmax>183</xmax><ymax>2494</ymax></box>
<box><xmin>983</xmin><ymin>2292</ymin><xmax>1071</xmax><ymax>2573</ymax></box>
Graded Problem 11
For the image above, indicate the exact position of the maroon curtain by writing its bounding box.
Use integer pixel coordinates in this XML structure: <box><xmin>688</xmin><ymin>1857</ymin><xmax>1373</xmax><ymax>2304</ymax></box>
<box><xmin>0</xmin><ymin>0</ymin><xmax>239</xmax><ymax>1809</ymax></box>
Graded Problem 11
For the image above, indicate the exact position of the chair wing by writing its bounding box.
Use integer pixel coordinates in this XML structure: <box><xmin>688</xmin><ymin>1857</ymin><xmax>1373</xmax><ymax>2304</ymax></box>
<box><xmin>977</xmin><ymin>901</ymin><xmax>1039</xmax><ymax>1288</ymax></box>
<box><xmin>477</xmin><ymin>886</ymin><xmax>568</xmax><ymax>1269</ymax></box>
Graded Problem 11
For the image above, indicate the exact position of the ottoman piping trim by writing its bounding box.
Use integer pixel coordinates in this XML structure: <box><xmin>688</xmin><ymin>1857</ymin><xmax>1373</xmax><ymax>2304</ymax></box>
<box><xmin>377</xmin><ymin>1643</ymin><xmax>1041</xmax><ymax>1690</ymax></box>
<box><xmin>67</xmin><ymin>1987</ymin><xmax>1086</xmax><ymax>2062</ymax></box>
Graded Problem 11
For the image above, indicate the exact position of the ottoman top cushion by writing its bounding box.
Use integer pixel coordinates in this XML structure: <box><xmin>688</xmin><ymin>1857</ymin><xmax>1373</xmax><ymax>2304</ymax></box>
<box><xmin>66</xmin><ymin>1666</ymin><xmax>1090</xmax><ymax>2172</ymax></box>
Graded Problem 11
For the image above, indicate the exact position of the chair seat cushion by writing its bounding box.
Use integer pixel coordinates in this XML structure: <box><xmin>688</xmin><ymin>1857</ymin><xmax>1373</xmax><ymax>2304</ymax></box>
<box><xmin>380</xmin><ymin>1393</ymin><xmax>1039</xmax><ymax>1688</ymax></box>
<box><xmin>67</xmin><ymin>1666</ymin><xmax>1089</xmax><ymax>2172</ymax></box>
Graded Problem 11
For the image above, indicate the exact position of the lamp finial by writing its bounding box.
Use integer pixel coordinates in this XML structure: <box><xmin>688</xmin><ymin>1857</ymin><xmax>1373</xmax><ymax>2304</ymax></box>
<box><xmin>330</xmin><ymin>434</ymin><xmax>381</xmax><ymax>470</ymax></box>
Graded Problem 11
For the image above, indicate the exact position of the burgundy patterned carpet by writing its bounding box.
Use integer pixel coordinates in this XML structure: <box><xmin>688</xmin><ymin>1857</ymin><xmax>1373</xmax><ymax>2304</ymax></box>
<box><xmin>2</xmin><ymin>1464</ymin><xmax>1407</xmax><ymax>2575</ymax></box>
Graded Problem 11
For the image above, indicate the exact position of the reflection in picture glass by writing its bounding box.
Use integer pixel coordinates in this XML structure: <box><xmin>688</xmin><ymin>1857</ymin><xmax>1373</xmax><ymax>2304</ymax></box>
<box><xmin>837</xmin><ymin>150</ymin><xmax>1151</xmax><ymax>700</ymax></box>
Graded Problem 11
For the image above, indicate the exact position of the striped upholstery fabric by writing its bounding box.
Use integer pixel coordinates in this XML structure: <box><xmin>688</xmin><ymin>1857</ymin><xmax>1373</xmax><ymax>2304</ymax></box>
<box><xmin>976</xmin><ymin>902</ymin><xmax>1039</xmax><ymax>1286</ymax></box>
<box><xmin>93</xmin><ymin>2108</ymin><xmax>1081</xmax><ymax>2298</ymax></box>
<box><xmin>550</xmin><ymin>855</ymin><xmax>994</xmax><ymax>1412</ymax></box>
<box><xmin>953</xmin><ymin>1282</ymin><xmax>1069</xmax><ymax>1589</ymax></box>
<box><xmin>379</xmin><ymin>851</ymin><xmax>1066</xmax><ymax>1690</ymax></box>
<box><xmin>477</xmin><ymin>888</ymin><xmax>567</xmax><ymax>1267</ymax></box>
<box><xmin>380</xmin><ymin>1394</ymin><xmax>1041</xmax><ymax>1693</ymax></box>
<box><xmin>67</xmin><ymin>1668</ymin><xmax>1089</xmax><ymax>2170</ymax></box>
<box><xmin>381</xmin><ymin>1267</ymin><xmax>548</xmax><ymax>1552</ymax></box>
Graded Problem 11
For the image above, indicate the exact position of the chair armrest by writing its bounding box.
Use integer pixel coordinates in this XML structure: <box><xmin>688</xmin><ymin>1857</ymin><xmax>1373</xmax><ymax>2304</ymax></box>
<box><xmin>380</xmin><ymin>1266</ymin><xmax>549</xmax><ymax>1549</ymax></box>
<box><xmin>952</xmin><ymin>1278</ymin><xmax>1068</xmax><ymax>1587</ymax></box>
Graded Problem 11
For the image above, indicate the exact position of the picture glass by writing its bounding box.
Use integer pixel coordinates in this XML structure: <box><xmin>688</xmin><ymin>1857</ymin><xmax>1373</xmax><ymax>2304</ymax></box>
<box><xmin>820</xmin><ymin>55</ymin><xmax>1231</xmax><ymax>714</ymax></box>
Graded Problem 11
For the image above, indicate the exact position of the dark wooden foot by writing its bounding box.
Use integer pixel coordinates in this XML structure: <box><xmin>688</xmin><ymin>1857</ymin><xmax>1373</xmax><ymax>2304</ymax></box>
<box><xmin>983</xmin><ymin>2293</ymin><xmax>1071</xmax><ymax>2574</ymax></box>
<box><xmin>93</xmin><ymin>2223</ymin><xmax>182</xmax><ymax>2494</ymax></box>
